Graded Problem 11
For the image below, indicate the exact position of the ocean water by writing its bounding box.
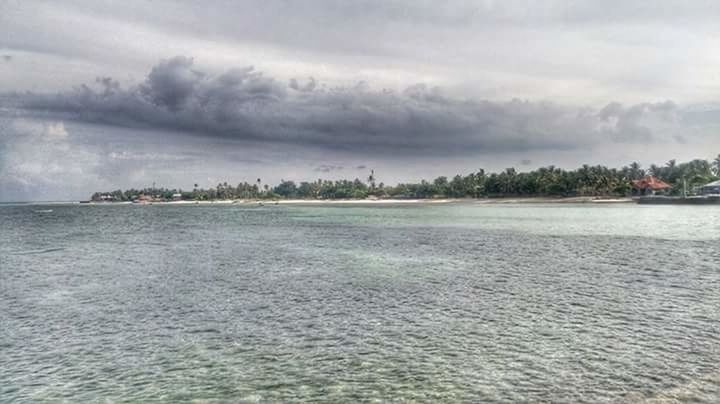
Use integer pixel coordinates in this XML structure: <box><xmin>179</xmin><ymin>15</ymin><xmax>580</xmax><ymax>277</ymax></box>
<box><xmin>1</xmin><ymin>202</ymin><xmax>719</xmax><ymax>403</ymax></box>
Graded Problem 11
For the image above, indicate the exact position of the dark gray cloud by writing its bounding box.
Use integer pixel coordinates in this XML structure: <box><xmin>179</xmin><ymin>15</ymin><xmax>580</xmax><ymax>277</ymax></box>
<box><xmin>289</xmin><ymin>77</ymin><xmax>317</xmax><ymax>92</ymax></box>
<box><xmin>314</xmin><ymin>164</ymin><xmax>344</xmax><ymax>173</ymax></box>
<box><xmin>2</xmin><ymin>55</ymin><xmax>11</xmax><ymax>62</ymax></box>
<box><xmin>598</xmin><ymin>100</ymin><xmax>678</xmax><ymax>142</ymax></box>
<box><xmin>10</xmin><ymin>56</ymin><xmax>684</xmax><ymax>157</ymax></box>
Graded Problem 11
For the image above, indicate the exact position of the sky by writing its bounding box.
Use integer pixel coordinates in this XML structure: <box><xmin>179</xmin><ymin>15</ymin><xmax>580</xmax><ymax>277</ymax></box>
<box><xmin>1</xmin><ymin>0</ymin><xmax>720</xmax><ymax>201</ymax></box>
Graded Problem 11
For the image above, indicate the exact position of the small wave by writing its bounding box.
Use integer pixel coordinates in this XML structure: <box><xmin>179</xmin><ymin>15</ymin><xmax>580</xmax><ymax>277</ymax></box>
<box><xmin>631</xmin><ymin>371</ymin><xmax>720</xmax><ymax>403</ymax></box>
<box><xmin>187</xmin><ymin>328</ymin><xmax>222</xmax><ymax>334</ymax></box>
<box><xmin>33</xmin><ymin>209</ymin><xmax>53</xmax><ymax>213</ymax></box>
<box><xmin>11</xmin><ymin>247</ymin><xmax>65</xmax><ymax>255</ymax></box>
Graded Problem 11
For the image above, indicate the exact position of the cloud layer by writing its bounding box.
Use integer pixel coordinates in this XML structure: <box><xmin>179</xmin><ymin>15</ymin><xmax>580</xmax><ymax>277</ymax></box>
<box><xmin>3</xmin><ymin>0</ymin><xmax>720</xmax><ymax>105</ymax></box>
<box><xmin>13</xmin><ymin>56</ymin><xmax>685</xmax><ymax>157</ymax></box>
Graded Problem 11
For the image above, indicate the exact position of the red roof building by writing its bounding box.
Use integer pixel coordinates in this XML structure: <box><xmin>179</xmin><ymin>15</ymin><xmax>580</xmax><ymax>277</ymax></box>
<box><xmin>631</xmin><ymin>176</ymin><xmax>671</xmax><ymax>195</ymax></box>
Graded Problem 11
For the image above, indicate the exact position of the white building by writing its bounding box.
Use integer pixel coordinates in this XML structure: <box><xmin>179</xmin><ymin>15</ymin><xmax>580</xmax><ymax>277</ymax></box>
<box><xmin>700</xmin><ymin>180</ymin><xmax>720</xmax><ymax>195</ymax></box>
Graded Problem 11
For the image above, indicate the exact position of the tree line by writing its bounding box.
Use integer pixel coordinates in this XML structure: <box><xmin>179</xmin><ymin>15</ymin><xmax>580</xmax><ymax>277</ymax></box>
<box><xmin>92</xmin><ymin>155</ymin><xmax>720</xmax><ymax>201</ymax></box>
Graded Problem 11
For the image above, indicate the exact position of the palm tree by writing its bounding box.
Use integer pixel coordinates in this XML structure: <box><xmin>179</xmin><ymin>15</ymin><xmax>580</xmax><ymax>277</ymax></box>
<box><xmin>500</xmin><ymin>168</ymin><xmax>518</xmax><ymax>195</ymax></box>
<box><xmin>649</xmin><ymin>164</ymin><xmax>661</xmax><ymax>178</ymax></box>
<box><xmin>713</xmin><ymin>154</ymin><xmax>720</xmax><ymax>176</ymax></box>
<box><xmin>628</xmin><ymin>161</ymin><xmax>645</xmax><ymax>180</ymax></box>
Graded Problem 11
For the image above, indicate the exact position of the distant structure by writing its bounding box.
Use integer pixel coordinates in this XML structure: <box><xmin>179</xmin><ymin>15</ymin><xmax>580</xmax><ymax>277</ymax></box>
<box><xmin>699</xmin><ymin>180</ymin><xmax>720</xmax><ymax>195</ymax></box>
<box><xmin>631</xmin><ymin>176</ymin><xmax>671</xmax><ymax>196</ymax></box>
<box><xmin>172</xmin><ymin>193</ymin><xmax>183</xmax><ymax>201</ymax></box>
<box><xmin>134</xmin><ymin>194</ymin><xmax>154</xmax><ymax>204</ymax></box>
<box><xmin>367</xmin><ymin>169</ymin><xmax>376</xmax><ymax>190</ymax></box>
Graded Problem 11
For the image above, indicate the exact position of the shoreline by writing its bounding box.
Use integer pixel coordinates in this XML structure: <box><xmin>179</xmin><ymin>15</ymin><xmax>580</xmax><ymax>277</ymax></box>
<box><xmin>75</xmin><ymin>196</ymin><xmax>635</xmax><ymax>205</ymax></box>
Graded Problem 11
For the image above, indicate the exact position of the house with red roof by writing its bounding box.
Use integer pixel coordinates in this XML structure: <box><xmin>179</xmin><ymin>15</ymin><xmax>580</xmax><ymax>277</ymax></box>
<box><xmin>631</xmin><ymin>176</ymin><xmax>671</xmax><ymax>196</ymax></box>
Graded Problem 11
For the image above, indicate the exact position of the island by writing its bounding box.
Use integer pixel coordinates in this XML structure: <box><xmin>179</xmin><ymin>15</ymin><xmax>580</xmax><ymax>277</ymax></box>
<box><xmin>88</xmin><ymin>157</ymin><xmax>720</xmax><ymax>204</ymax></box>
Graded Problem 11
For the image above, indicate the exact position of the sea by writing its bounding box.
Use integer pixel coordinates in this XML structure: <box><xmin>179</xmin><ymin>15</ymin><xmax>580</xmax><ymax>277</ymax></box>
<box><xmin>1</xmin><ymin>202</ymin><xmax>719</xmax><ymax>402</ymax></box>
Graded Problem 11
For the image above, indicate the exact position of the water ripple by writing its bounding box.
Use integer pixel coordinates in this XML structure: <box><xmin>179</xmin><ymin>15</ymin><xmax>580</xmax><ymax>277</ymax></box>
<box><xmin>1</xmin><ymin>203</ymin><xmax>719</xmax><ymax>402</ymax></box>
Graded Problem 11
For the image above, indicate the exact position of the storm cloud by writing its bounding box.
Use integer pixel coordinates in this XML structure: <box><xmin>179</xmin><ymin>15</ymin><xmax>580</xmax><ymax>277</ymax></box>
<box><xmin>13</xmin><ymin>56</ymin><xmax>684</xmax><ymax>157</ymax></box>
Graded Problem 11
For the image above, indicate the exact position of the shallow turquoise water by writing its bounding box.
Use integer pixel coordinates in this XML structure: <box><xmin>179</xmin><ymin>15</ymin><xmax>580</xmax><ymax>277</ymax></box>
<box><xmin>1</xmin><ymin>203</ymin><xmax>719</xmax><ymax>402</ymax></box>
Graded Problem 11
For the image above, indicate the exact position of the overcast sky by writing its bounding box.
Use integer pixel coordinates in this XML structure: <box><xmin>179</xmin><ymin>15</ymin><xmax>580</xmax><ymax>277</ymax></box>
<box><xmin>1</xmin><ymin>0</ymin><xmax>720</xmax><ymax>201</ymax></box>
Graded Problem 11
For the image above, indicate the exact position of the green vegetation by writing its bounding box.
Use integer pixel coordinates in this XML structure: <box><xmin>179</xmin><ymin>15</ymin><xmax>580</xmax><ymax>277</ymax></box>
<box><xmin>91</xmin><ymin>157</ymin><xmax>720</xmax><ymax>202</ymax></box>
